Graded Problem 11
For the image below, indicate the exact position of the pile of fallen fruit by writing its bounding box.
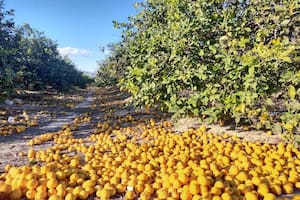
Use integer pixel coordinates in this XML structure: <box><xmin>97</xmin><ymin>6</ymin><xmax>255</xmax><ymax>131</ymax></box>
<box><xmin>0</xmin><ymin>88</ymin><xmax>300</xmax><ymax>200</ymax></box>
<box><xmin>0</xmin><ymin>115</ymin><xmax>300</xmax><ymax>200</ymax></box>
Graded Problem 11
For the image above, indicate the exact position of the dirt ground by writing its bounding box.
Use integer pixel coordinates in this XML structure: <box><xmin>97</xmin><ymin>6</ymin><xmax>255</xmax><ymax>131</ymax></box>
<box><xmin>0</xmin><ymin>86</ymin><xmax>298</xmax><ymax>199</ymax></box>
<box><xmin>0</xmin><ymin>87</ymin><xmax>91</xmax><ymax>171</ymax></box>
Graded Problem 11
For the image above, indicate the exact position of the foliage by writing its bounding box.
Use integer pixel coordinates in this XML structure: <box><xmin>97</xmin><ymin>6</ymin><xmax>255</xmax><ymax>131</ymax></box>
<box><xmin>0</xmin><ymin>0</ymin><xmax>15</xmax><ymax>95</ymax></box>
<box><xmin>97</xmin><ymin>0</ymin><xmax>300</xmax><ymax>141</ymax></box>
<box><xmin>95</xmin><ymin>42</ymin><xmax>129</xmax><ymax>86</ymax></box>
<box><xmin>0</xmin><ymin>1</ymin><xmax>92</xmax><ymax>95</ymax></box>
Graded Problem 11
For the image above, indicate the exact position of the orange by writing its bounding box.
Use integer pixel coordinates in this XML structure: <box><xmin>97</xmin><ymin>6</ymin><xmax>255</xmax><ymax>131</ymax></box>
<box><xmin>245</xmin><ymin>192</ymin><xmax>258</xmax><ymax>200</ymax></box>
<box><xmin>180</xmin><ymin>190</ymin><xmax>192</xmax><ymax>200</ymax></box>
<box><xmin>189</xmin><ymin>180</ymin><xmax>200</xmax><ymax>195</ymax></box>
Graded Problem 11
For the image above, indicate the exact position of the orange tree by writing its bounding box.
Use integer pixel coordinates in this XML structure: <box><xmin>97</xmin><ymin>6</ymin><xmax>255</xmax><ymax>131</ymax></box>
<box><xmin>98</xmin><ymin>0</ymin><xmax>300</xmax><ymax>142</ymax></box>
<box><xmin>0</xmin><ymin>0</ymin><xmax>15</xmax><ymax>95</ymax></box>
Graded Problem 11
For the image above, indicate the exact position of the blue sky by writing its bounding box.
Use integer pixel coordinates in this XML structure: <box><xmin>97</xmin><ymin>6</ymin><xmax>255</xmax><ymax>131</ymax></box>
<box><xmin>5</xmin><ymin>0</ymin><xmax>140</xmax><ymax>72</ymax></box>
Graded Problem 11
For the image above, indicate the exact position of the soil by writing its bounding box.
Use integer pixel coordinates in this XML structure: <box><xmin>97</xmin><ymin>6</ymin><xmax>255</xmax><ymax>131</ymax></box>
<box><xmin>0</xmin><ymin>86</ymin><xmax>298</xmax><ymax>199</ymax></box>
<box><xmin>173</xmin><ymin>117</ymin><xmax>282</xmax><ymax>144</ymax></box>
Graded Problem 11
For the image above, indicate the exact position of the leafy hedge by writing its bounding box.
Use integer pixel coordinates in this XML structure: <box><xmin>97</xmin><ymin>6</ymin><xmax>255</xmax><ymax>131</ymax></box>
<box><xmin>0</xmin><ymin>1</ymin><xmax>92</xmax><ymax>95</ymax></box>
<box><xmin>95</xmin><ymin>43</ymin><xmax>128</xmax><ymax>87</ymax></box>
<box><xmin>98</xmin><ymin>0</ymin><xmax>300</xmax><ymax>142</ymax></box>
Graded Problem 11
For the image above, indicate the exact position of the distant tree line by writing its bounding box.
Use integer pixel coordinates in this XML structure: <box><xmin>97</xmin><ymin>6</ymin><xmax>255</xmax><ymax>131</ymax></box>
<box><xmin>0</xmin><ymin>0</ymin><xmax>92</xmax><ymax>96</ymax></box>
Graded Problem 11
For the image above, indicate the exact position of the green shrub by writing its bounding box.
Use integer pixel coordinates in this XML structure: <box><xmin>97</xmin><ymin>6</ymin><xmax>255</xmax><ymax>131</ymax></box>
<box><xmin>101</xmin><ymin>0</ymin><xmax>300</xmax><ymax>141</ymax></box>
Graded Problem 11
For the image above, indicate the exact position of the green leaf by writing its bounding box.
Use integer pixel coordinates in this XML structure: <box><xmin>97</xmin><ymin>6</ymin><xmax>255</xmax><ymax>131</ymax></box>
<box><xmin>272</xmin><ymin>123</ymin><xmax>283</xmax><ymax>135</ymax></box>
<box><xmin>219</xmin><ymin>35</ymin><xmax>228</xmax><ymax>41</ymax></box>
<box><xmin>189</xmin><ymin>98</ymin><xmax>197</xmax><ymax>107</ymax></box>
<box><xmin>199</xmin><ymin>49</ymin><xmax>204</xmax><ymax>56</ymax></box>
<box><xmin>170</xmin><ymin>94</ymin><xmax>177</xmax><ymax>103</ymax></box>
<box><xmin>209</xmin><ymin>45</ymin><xmax>217</xmax><ymax>54</ymax></box>
<box><xmin>192</xmin><ymin>108</ymin><xmax>199</xmax><ymax>115</ymax></box>
<box><xmin>265</xmin><ymin>98</ymin><xmax>274</xmax><ymax>106</ymax></box>
<box><xmin>248</xmin><ymin>66</ymin><xmax>255</xmax><ymax>76</ymax></box>
<box><xmin>245</xmin><ymin>27</ymin><xmax>252</xmax><ymax>32</ymax></box>
<box><xmin>280</xmin><ymin>19</ymin><xmax>290</xmax><ymax>26</ymax></box>
<box><xmin>279</xmin><ymin>56</ymin><xmax>292</xmax><ymax>63</ymax></box>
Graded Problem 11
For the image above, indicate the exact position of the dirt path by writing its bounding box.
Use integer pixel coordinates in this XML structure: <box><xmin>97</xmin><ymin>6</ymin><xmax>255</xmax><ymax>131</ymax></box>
<box><xmin>0</xmin><ymin>86</ymin><xmax>161</xmax><ymax>172</ymax></box>
<box><xmin>0</xmin><ymin>88</ymin><xmax>96</xmax><ymax>172</ymax></box>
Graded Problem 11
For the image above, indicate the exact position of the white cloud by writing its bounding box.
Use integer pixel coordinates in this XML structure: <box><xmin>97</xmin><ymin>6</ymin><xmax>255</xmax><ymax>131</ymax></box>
<box><xmin>58</xmin><ymin>47</ymin><xmax>93</xmax><ymax>57</ymax></box>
